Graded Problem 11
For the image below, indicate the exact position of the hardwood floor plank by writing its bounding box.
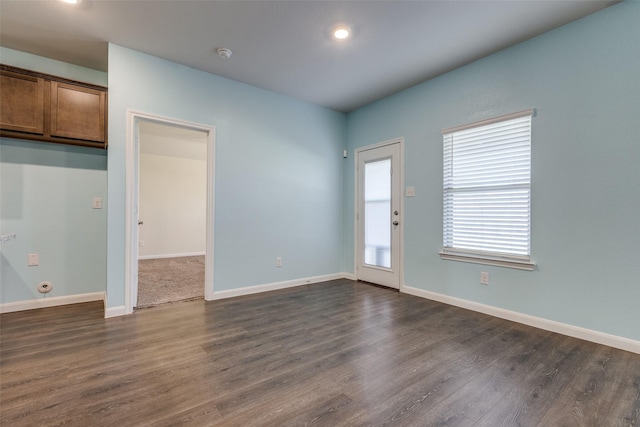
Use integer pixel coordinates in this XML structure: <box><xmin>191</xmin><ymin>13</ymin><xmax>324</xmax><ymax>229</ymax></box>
<box><xmin>536</xmin><ymin>344</ymin><xmax>626</xmax><ymax>426</ymax></box>
<box><xmin>473</xmin><ymin>335</ymin><xmax>594</xmax><ymax>426</ymax></box>
<box><xmin>213</xmin><ymin>343</ymin><xmax>379</xmax><ymax>417</ymax></box>
<box><xmin>346</xmin><ymin>322</ymin><xmax>544</xmax><ymax>425</ymax></box>
<box><xmin>2</xmin><ymin>279</ymin><xmax>639</xmax><ymax>426</ymax></box>
<box><xmin>401</xmin><ymin>326</ymin><xmax>555</xmax><ymax>426</ymax></box>
<box><xmin>597</xmin><ymin>353</ymin><xmax>640</xmax><ymax>427</ymax></box>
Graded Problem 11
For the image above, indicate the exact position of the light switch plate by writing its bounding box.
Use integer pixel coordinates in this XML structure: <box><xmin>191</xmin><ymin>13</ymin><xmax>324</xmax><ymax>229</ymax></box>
<box><xmin>405</xmin><ymin>186</ymin><xmax>415</xmax><ymax>197</ymax></box>
<box><xmin>28</xmin><ymin>253</ymin><xmax>39</xmax><ymax>266</ymax></box>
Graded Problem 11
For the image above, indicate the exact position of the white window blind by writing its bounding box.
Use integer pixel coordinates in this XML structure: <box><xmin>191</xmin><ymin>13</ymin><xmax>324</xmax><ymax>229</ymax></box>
<box><xmin>441</xmin><ymin>110</ymin><xmax>534</xmax><ymax>268</ymax></box>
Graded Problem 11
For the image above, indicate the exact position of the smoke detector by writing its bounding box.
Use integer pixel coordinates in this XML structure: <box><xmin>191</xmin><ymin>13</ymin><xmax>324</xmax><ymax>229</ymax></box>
<box><xmin>216</xmin><ymin>48</ymin><xmax>232</xmax><ymax>59</ymax></box>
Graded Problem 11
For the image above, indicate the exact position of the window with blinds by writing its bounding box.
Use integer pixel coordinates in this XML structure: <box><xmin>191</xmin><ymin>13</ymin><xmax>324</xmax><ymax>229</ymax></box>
<box><xmin>440</xmin><ymin>109</ymin><xmax>535</xmax><ymax>270</ymax></box>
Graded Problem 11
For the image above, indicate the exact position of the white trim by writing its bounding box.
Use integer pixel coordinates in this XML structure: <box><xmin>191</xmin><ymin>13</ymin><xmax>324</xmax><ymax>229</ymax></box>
<box><xmin>138</xmin><ymin>252</ymin><xmax>206</xmax><ymax>260</ymax></box>
<box><xmin>439</xmin><ymin>250</ymin><xmax>536</xmax><ymax>271</ymax></box>
<box><xmin>125</xmin><ymin>111</ymin><xmax>136</xmax><ymax>314</ymax></box>
<box><xmin>211</xmin><ymin>273</ymin><xmax>350</xmax><ymax>300</ymax></box>
<box><xmin>398</xmin><ymin>140</ymin><xmax>405</xmax><ymax>293</ymax></box>
<box><xmin>125</xmin><ymin>110</ymin><xmax>215</xmax><ymax>313</ymax></box>
<box><xmin>204</xmin><ymin>123</ymin><xmax>216</xmax><ymax>302</ymax></box>
<box><xmin>0</xmin><ymin>292</ymin><xmax>105</xmax><ymax>314</ymax></box>
<box><xmin>353</xmin><ymin>137</ymin><xmax>405</xmax><ymax>290</ymax></box>
<box><xmin>441</xmin><ymin>108</ymin><xmax>535</xmax><ymax>135</ymax></box>
<box><xmin>343</xmin><ymin>272</ymin><xmax>356</xmax><ymax>281</ymax></box>
<box><xmin>402</xmin><ymin>285</ymin><xmax>640</xmax><ymax>355</ymax></box>
<box><xmin>354</xmin><ymin>137</ymin><xmax>404</xmax><ymax>154</ymax></box>
<box><xmin>104</xmin><ymin>305</ymin><xmax>127</xmax><ymax>318</ymax></box>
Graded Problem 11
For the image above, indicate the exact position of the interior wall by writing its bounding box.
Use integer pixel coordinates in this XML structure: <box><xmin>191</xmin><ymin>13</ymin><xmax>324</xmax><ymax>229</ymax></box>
<box><xmin>345</xmin><ymin>2</ymin><xmax>640</xmax><ymax>342</ymax></box>
<box><xmin>0</xmin><ymin>47</ymin><xmax>108</xmax><ymax>87</ymax></box>
<box><xmin>138</xmin><ymin>129</ymin><xmax>207</xmax><ymax>259</ymax></box>
<box><xmin>107</xmin><ymin>44</ymin><xmax>347</xmax><ymax>309</ymax></box>
<box><xmin>0</xmin><ymin>48</ymin><xmax>108</xmax><ymax>305</ymax></box>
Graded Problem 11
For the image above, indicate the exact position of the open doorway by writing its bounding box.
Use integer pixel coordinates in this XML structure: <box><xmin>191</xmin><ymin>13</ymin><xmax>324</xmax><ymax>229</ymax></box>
<box><xmin>136</xmin><ymin>121</ymin><xmax>208</xmax><ymax>308</ymax></box>
<box><xmin>125</xmin><ymin>111</ymin><xmax>215</xmax><ymax>314</ymax></box>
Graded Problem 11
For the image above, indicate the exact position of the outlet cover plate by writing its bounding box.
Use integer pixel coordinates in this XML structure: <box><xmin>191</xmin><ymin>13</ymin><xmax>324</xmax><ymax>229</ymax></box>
<box><xmin>480</xmin><ymin>272</ymin><xmax>489</xmax><ymax>285</ymax></box>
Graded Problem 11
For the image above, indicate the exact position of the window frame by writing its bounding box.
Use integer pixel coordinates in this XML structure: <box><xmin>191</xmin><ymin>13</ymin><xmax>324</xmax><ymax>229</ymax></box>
<box><xmin>439</xmin><ymin>109</ymin><xmax>536</xmax><ymax>271</ymax></box>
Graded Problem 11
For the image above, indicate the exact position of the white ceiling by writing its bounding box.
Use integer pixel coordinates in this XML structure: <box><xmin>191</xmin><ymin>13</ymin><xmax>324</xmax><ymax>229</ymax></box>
<box><xmin>0</xmin><ymin>0</ymin><xmax>617</xmax><ymax>113</ymax></box>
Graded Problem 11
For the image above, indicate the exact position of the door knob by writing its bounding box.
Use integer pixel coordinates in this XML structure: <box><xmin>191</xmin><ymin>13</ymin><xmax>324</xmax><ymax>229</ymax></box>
<box><xmin>393</xmin><ymin>221</ymin><xmax>399</xmax><ymax>226</ymax></box>
<box><xmin>394</xmin><ymin>210</ymin><xmax>399</xmax><ymax>216</ymax></box>
<box><xmin>138</xmin><ymin>221</ymin><xmax>144</xmax><ymax>225</ymax></box>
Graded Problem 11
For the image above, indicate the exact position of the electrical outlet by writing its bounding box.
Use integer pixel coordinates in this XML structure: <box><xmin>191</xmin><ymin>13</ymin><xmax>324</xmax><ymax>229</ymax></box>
<box><xmin>480</xmin><ymin>272</ymin><xmax>489</xmax><ymax>285</ymax></box>
<box><xmin>92</xmin><ymin>197</ymin><xmax>102</xmax><ymax>209</ymax></box>
<box><xmin>276</xmin><ymin>257</ymin><xmax>282</xmax><ymax>267</ymax></box>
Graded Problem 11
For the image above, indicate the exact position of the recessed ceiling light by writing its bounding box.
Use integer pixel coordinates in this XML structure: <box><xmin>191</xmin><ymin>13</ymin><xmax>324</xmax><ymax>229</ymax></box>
<box><xmin>60</xmin><ymin>0</ymin><xmax>81</xmax><ymax>4</ymax></box>
<box><xmin>333</xmin><ymin>26</ymin><xmax>351</xmax><ymax>40</ymax></box>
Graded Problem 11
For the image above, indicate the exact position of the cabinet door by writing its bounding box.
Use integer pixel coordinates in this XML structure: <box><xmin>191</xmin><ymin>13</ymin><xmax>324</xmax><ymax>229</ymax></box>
<box><xmin>50</xmin><ymin>81</ymin><xmax>105</xmax><ymax>142</ymax></box>
<box><xmin>0</xmin><ymin>71</ymin><xmax>45</xmax><ymax>135</ymax></box>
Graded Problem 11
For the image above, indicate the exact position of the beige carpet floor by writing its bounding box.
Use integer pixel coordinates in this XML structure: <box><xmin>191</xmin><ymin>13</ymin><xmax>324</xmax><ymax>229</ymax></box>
<box><xmin>137</xmin><ymin>256</ymin><xmax>204</xmax><ymax>308</ymax></box>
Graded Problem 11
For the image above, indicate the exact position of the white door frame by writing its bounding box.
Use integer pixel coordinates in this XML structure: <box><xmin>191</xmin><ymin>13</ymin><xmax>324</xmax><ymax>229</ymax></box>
<box><xmin>354</xmin><ymin>137</ymin><xmax>404</xmax><ymax>290</ymax></box>
<box><xmin>125</xmin><ymin>110</ymin><xmax>215</xmax><ymax>314</ymax></box>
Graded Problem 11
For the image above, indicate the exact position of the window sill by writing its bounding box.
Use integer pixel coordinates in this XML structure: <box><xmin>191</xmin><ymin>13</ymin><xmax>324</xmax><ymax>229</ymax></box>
<box><xmin>439</xmin><ymin>249</ymin><xmax>536</xmax><ymax>271</ymax></box>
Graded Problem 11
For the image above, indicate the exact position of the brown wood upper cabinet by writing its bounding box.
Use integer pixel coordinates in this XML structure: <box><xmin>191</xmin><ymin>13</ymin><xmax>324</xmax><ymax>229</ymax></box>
<box><xmin>50</xmin><ymin>81</ymin><xmax>106</xmax><ymax>143</ymax></box>
<box><xmin>0</xmin><ymin>70</ymin><xmax>45</xmax><ymax>135</ymax></box>
<box><xmin>0</xmin><ymin>65</ymin><xmax>107</xmax><ymax>149</ymax></box>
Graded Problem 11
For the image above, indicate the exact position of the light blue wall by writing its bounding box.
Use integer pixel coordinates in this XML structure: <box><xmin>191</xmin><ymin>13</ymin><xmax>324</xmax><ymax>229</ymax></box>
<box><xmin>0</xmin><ymin>48</ymin><xmax>107</xmax><ymax>303</ymax></box>
<box><xmin>345</xmin><ymin>2</ymin><xmax>640</xmax><ymax>341</ymax></box>
<box><xmin>0</xmin><ymin>47</ymin><xmax>108</xmax><ymax>87</ymax></box>
<box><xmin>107</xmin><ymin>44</ymin><xmax>346</xmax><ymax>308</ymax></box>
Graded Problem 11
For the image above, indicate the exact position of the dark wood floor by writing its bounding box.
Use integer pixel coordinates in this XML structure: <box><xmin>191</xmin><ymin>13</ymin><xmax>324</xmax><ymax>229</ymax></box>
<box><xmin>1</xmin><ymin>280</ymin><xmax>639</xmax><ymax>426</ymax></box>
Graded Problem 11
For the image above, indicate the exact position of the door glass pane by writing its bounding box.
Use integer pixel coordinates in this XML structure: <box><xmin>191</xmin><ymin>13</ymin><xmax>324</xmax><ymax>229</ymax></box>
<box><xmin>364</xmin><ymin>159</ymin><xmax>391</xmax><ymax>268</ymax></box>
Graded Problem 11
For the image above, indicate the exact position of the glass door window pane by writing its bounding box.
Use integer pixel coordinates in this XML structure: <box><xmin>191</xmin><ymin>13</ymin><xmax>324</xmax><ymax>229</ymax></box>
<box><xmin>364</xmin><ymin>159</ymin><xmax>391</xmax><ymax>268</ymax></box>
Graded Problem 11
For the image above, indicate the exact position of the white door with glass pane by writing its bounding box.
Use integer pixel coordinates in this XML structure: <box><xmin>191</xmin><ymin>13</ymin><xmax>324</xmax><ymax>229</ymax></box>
<box><xmin>356</xmin><ymin>141</ymin><xmax>402</xmax><ymax>289</ymax></box>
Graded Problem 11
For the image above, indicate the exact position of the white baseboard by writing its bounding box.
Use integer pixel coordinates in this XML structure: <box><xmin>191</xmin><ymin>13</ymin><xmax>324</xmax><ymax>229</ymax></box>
<box><xmin>104</xmin><ymin>305</ymin><xmax>127</xmax><ymax>318</ymax></box>
<box><xmin>0</xmin><ymin>292</ymin><xmax>105</xmax><ymax>314</ymax></box>
<box><xmin>402</xmin><ymin>285</ymin><xmax>640</xmax><ymax>355</ymax></box>
<box><xmin>138</xmin><ymin>252</ymin><xmax>205</xmax><ymax>260</ymax></box>
<box><xmin>210</xmin><ymin>272</ymin><xmax>351</xmax><ymax>301</ymax></box>
<box><xmin>343</xmin><ymin>272</ymin><xmax>356</xmax><ymax>281</ymax></box>
<box><xmin>138</xmin><ymin>252</ymin><xmax>207</xmax><ymax>260</ymax></box>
